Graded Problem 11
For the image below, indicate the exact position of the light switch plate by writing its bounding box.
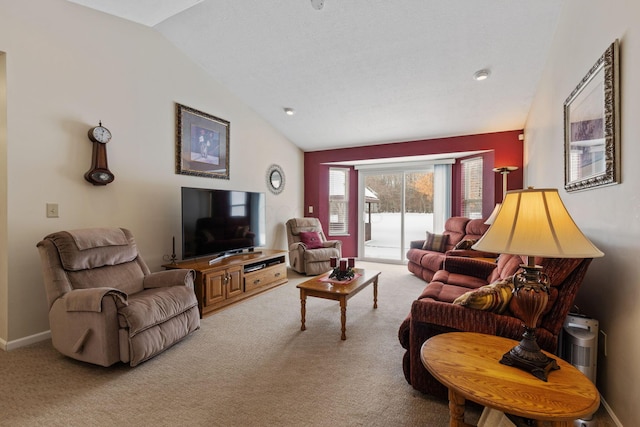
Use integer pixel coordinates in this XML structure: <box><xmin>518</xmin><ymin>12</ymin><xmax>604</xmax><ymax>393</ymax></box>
<box><xmin>46</xmin><ymin>203</ymin><xmax>59</xmax><ymax>218</ymax></box>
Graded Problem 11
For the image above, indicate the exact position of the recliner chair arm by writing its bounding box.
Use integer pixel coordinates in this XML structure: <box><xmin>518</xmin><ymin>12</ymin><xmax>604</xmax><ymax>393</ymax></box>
<box><xmin>323</xmin><ymin>240</ymin><xmax>342</xmax><ymax>250</ymax></box>
<box><xmin>441</xmin><ymin>256</ymin><xmax>497</xmax><ymax>279</ymax></box>
<box><xmin>409</xmin><ymin>297</ymin><xmax>556</xmax><ymax>355</ymax></box>
<box><xmin>49</xmin><ymin>291</ymin><xmax>122</xmax><ymax>366</ymax></box>
<box><xmin>445</xmin><ymin>249</ymin><xmax>498</xmax><ymax>258</ymax></box>
<box><xmin>61</xmin><ymin>287</ymin><xmax>128</xmax><ymax>312</ymax></box>
<box><xmin>289</xmin><ymin>242</ymin><xmax>307</xmax><ymax>251</ymax></box>
<box><xmin>144</xmin><ymin>269</ymin><xmax>195</xmax><ymax>289</ymax></box>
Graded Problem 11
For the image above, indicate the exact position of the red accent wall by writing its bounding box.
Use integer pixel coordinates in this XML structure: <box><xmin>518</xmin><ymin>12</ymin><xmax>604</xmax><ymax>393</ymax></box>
<box><xmin>304</xmin><ymin>130</ymin><xmax>523</xmax><ymax>257</ymax></box>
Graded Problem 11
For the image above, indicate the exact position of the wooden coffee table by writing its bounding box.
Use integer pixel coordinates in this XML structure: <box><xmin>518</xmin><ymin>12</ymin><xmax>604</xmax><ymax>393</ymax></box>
<box><xmin>297</xmin><ymin>268</ymin><xmax>381</xmax><ymax>340</ymax></box>
<box><xmin>421</xmin><ymin>332</ymin><xmax>600</xmax><ymax>427</ymax></box>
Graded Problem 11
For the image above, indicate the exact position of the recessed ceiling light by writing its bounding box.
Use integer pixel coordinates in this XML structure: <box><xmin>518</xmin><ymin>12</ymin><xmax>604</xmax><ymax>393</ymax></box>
<box><xmin>284</xmin><ymin>108</ymin><xmax>296</xmax><ymax>116</ymax></box>
<box><xmin>473</xmin><ymin>69</ymin><xmax>490</xmax><ymax>81</ymax></box>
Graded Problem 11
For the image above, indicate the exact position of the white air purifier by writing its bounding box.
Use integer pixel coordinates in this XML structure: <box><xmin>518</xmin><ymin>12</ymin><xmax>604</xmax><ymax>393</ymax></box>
<box><xmin>560</xmin><ymin>314</ymin><xmax>599</xmax><ymax>427</ymax></box>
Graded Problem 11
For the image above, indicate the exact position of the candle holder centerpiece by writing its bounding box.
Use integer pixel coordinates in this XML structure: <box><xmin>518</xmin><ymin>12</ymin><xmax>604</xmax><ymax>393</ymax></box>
<box><xmin>329</xmin><ymin>257</ymin><xmax>355</xmax><ymax>281</ymax></box>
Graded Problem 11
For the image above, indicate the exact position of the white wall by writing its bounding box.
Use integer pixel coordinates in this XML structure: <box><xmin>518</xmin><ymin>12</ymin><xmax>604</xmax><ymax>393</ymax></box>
<box><xmin>525</xmin><ymin>1</ymin><xmax>639</xmax><ymax>425</ymax></box>
<box><xmin>0</xmin><ymin>0</ymin><xmax>303</xmax><ymax>346</ymax></box>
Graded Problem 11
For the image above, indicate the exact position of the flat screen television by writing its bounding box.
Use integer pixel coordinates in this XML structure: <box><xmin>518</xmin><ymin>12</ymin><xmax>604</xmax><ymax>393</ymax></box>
<box><xmin>181</xmin><ymin>187</ymin><xmax>266</xmax><ymax>260</ymax></box>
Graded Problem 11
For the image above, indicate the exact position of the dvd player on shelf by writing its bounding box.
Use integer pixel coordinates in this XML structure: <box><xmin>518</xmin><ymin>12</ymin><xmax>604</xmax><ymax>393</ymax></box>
<box><xmin>245</xmin><ymin>263</ymin><xmax>266</xmax><ymax>273</ymax></box>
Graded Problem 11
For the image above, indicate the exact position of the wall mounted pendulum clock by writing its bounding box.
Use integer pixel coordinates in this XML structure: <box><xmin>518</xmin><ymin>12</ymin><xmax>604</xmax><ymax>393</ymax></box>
<box><xmin>84</xmin><ymin>121</ymin><xmax>115</xmax><ymax>185</ymax></box>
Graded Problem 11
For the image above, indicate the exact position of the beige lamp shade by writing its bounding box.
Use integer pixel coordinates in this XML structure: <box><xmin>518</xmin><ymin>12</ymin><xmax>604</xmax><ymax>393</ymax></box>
<box><xmin>472</xmin><ymin>188</ymin><xmax>604</xmax><ymax>258</ymax></box>
<box><xmin>484</xmin><ymin>203</ymin><xmax>502</xmax><ymax>225</ymax></box>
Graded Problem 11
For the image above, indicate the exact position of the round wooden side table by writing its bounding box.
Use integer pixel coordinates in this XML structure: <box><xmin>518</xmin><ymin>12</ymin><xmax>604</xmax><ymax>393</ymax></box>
<box><xmin>421</xmin><ymin>332</ymin><xmax>600</xmax><ymax>427</ymax></box>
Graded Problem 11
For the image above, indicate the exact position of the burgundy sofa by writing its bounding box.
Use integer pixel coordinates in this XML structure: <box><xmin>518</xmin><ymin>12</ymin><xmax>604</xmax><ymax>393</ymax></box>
<box><xmin>398</xmin><ymin>254</ymin><xmax>593</xmax><ymax>399</ymax></box>
<box><xmin>406</xmin><ymin>216</ymin><xmax>495</xmax><ymax>283</ymax></box>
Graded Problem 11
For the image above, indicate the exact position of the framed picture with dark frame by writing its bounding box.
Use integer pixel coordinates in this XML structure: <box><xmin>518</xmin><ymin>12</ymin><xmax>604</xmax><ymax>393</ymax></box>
<box><xmin>563</xmin><ymin>39</ymin><xmax>620</xmax><ymax>192</ymax></box>
<box><xmin>175</xmin><ymin>103</ymin><xmax>230</xmax><ymax>179</ymax></box>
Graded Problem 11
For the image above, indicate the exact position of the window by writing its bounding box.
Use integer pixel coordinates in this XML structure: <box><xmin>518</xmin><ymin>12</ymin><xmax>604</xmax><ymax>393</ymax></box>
<box><xmin>461</xmin><ymin>157</ymin><xmax>483</xmax><ymax>219</ymax></box>
<box><xmin>329</xmin><ymin>168</ymin><xmax>349</xmax><ymax>235</ymax></box>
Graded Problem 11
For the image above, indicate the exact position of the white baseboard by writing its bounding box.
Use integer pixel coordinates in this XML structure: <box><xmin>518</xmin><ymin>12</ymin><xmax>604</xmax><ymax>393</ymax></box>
<box><xmin>3</xmin><ymin>330</ymin><xmax>51</xmax><ymax>351</ymax></box>
<box><xmin>600</xmin><ymin>396</ymin><xmax>624</xmax><ymax>427</ymax></box>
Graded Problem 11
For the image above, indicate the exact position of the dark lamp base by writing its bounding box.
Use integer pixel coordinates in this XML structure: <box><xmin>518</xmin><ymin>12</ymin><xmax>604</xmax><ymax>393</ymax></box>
<box><xmin>501</xmin><ymin>259</ymin><xmax>560</xmax><ymax>381</ymax></box>
<box><xmin>500</xmin><ymin>331</ymin><xmax>560</xmax><ymax>381</ymax></box>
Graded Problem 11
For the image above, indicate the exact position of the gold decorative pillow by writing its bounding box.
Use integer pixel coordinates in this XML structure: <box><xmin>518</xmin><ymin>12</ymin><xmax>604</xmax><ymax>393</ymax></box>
<box><xmin>422</xmin><ymin>231</ymin><xmax>449</xmax><ymax>252</ymax></box>
<box><xmin>453</xmin><ymin>277</ymin><xmax>514</xmax><ymax>314</ymax></box>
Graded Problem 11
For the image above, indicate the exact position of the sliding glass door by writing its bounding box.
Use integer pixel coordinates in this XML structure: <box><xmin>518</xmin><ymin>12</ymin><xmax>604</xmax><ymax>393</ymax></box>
<box><xmin>358</xmin><ymin>162</ymin><xmax>451</xmax><ymax>263</ymax></box>
<box><xmin>362</xmin><ymin>172</ymin><xmax>403</xmax><ymax>260</ymax></box>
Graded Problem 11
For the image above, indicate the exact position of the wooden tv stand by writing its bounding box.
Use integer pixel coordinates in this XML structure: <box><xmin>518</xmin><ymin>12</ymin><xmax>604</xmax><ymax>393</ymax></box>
<box><xmin>163</xmin><ymin>249</ymin><xmax>288</xmax><ymax>318</ymax></box>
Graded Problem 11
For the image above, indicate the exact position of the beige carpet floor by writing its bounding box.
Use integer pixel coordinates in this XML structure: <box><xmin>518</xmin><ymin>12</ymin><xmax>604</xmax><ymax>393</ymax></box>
<box><xmin>1</xmin><ymin>262</ymin><xmax>468</xmax><ymax>427</ymax></box>
<box><xmin>0</xmin><ymin>262</ymin><xmax>614</xmax><ymax>426</ymax></box>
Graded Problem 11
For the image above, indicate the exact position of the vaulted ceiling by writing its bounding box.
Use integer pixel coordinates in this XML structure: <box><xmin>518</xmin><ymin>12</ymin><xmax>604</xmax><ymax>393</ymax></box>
<box><xmin>67</xmin><ymin>0</ymin><xmax>565</xmax><ymax>152</ymax></box>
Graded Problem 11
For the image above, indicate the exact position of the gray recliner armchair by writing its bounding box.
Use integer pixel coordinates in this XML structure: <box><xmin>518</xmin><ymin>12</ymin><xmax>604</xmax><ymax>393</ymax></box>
<box><xmin>37</xmin><ymin>227</ymin><xmax>200</xmax><ymax>367</ymax></box>
<box><xmin>286</xmin><ymin>218</ymin><xmax>342</xmax><ymax>275</ymax></box>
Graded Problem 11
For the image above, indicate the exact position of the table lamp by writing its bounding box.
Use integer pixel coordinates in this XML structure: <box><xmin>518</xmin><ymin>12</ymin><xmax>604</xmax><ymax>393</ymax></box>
<box><xmin>472</xmin><ymin>187</ymin><xmax>604</xmax><ymax>381</ymax></box>
<box><xmin>484</xmin><ymin>203</ymin><xmax>501</xmax><ymax>225</ymax></box>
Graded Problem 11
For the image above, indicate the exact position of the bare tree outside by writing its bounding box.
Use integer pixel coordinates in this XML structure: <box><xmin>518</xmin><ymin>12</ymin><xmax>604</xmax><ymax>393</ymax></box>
<box><xmin>365</xmin><ymin>172</ymin><xmax>434</xmax><ymax>213</ymax></box>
